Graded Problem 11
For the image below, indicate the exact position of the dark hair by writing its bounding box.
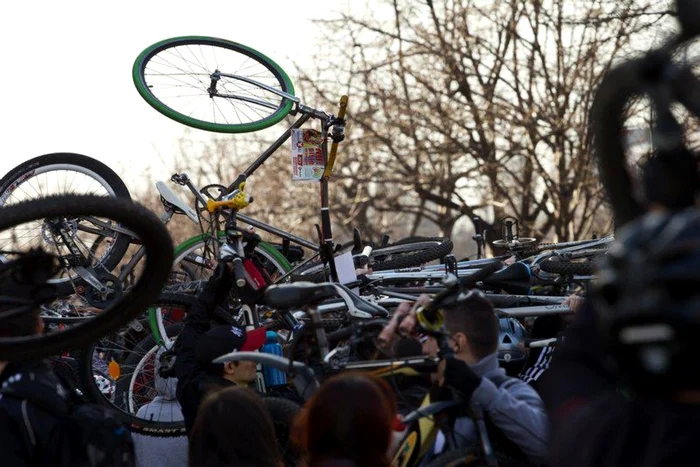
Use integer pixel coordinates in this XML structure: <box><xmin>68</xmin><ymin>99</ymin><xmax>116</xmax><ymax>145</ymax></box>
<box><xmin>293</xmin><ymin>373</ymin><xmax>396</xmax><ymax>467</ymax></box>
<box><xmin>443</xmin><ymin>294</ymin><xmax>499</xmax><ymax>359</ymax></box>
<box><xmin>0</xmin><ymin>282</ymin><xmax>40</xmax><ymax>339</ymax></box>
<box><xmin>189</xmin><ymin>386</ymin><xmax>281</xmax><ymax>467</ymax></box>
<box><xmin>0</xmin><ymin>250</ymin><xmax>56</xmax><ymax>339</ymax></box>
<box><xmin>0</xmin><ymin>308</ymin><xmax>40</xmax><ymax>339</ymax></box>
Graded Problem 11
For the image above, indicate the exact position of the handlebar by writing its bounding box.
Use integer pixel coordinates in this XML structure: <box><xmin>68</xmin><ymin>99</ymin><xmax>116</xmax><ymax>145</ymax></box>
<box><xmin>321</xmin><ymin>95</ymin><xmax>349</xmax><ymax>180</ymax></box>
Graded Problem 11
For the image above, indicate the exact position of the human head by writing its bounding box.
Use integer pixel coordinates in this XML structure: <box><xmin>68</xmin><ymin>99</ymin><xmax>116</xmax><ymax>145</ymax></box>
<box><xmin>189</xmin><ymin>386</ymin><xmax>281</xmax><ymax>467</ymax></box>
<box><xmin>0</xmin><ymin>250</ymin><xmax>55</xmax><ymax>339</ymax></box>
<box><xmin>195</xmin><ymin>324</ymin><xmax>267</xmax><ymax>384</ymax></box>
<box><xmin>293</xmin><ymin>373</ymin><xmax>397</xmax><ymax>467</ymax></box>
<box><xmin>422</xmin><ymin>292</ymin><xmax>499</xmax><ymax>365</ymax></box>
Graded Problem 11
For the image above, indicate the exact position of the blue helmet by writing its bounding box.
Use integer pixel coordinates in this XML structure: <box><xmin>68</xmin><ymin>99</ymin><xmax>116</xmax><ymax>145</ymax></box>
<box><xmin>497</xmin><ymin>317</ymin><xmax>528</xmax><ymax>364</ymax></box>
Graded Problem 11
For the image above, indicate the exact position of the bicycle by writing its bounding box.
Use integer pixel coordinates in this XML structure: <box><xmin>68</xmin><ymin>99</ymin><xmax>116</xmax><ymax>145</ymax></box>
<box><xmin>132</xmin><ymin>36</ymin><xmax>453</xmax><ymax>280</ymax></box>
<box><xmin>215</xmin><ymin>264</ymin><xmax>515</xmax><ymax>466</ymax></box>
<box><xmin>0</xmin><ymin>195</ymin><xmax>173</xmax><ymax>361</ymax></box>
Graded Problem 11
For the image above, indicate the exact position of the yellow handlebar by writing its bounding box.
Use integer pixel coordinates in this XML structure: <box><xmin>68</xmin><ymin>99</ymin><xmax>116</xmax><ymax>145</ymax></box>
<box><xmin>322</xmin><ymin>95</ymin><xmax>349</xmax><ymax>180</ymax></box>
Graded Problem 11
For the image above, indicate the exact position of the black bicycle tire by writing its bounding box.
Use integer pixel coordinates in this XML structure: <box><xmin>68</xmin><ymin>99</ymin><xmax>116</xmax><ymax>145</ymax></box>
<box><xmin>590</xmin><ymin>60</ymin><xmax>646</xmax><ymax>226</ymax></box>
<box><xmin>539</xmin><ymin>259</ymin><xmax>594</xmax><ymax>276</ymax></box>
<box><xmin>79</xmin><ymin>319</ymin><xmax>187</xmax><ymax>437</ymax></box>
<box><xmin>0</xmin><ymin>195</ymin><xmax>173</xmax><ymax>361</ymax></box>
<box><xmin>0</xmin><ymin>153</ymin><xmax>133</xmax><ymax>295</ymax></box>
<box><xmin>370</xmin><ymin>237</ymin><xmax>454</xmax><ymax>271</ymax></box>
<box><xmin>262</xmin><ymin>396</ymin><xmax>301</xmax><ymax>466</ymax></box>
<box><xmin>133</xmin><ymin>36</ymin><xmax>295</xmax><ymax>133</ymax></box>
<box><xmin>290</xmin><ymin>237</ymin><xmax>453</xmax><ymax>282</ymax></box>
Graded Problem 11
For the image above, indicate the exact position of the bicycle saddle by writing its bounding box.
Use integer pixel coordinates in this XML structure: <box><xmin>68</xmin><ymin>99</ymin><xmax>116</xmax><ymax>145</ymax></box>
<box><xmin>156</xmin><ymin>181</ymin><xmax>199</xmax><ymax>223</ymax></box>
<box><xmin>264</xmin><ymin>282</ymin><xmax>389</xmax><ymax>319</ymax></box>
<box><xmin>264</xmin><ymin>282</ymin><xmax>338</xmax><ymax>309</ymax></box>
<box><xmin>333</xmin><ymin>283</ymin><xmax>389</xmax><ymax>319</ymax></box>
<box><xmin>480</xmin><ymin>262</ymin><xmax>532</xmax><ymax>295</ymax></box>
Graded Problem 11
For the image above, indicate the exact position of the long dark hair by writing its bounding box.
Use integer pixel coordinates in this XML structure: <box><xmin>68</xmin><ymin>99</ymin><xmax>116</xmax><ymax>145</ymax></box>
<box><xmin>189</xmin><ymin>386</ymin><xmax>281</xmax><ymax>467</ymax></box>
<box><xmin>292</xmin><ymin>373</ymin><xmax>397</xmax><ymax>467</ymax></box>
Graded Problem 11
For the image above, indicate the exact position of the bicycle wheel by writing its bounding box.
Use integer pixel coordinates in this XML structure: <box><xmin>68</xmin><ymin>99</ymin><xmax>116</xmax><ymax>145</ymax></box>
<box><xmin>152</xmin><ymin>233</ymin><xmax>292</xmax><ymax>348</ymax></box>
<box><xmin>0</xmin><ymin>153</ymin><xmax>132</xmax><ymax>295</ymax></box>
<box><xmin>370</xmin><ymin>237</ymin><xmax>454</xmax><ymax>271</ymax></box>
<box><xmin>262</xmin><ymin>396</ymin><xmax>301</xmax><ymax>466</ymax></box>
<box><xmin>169</xmin><ymin>232</ymin><xmax>291</xmax><ymax>282</ymax></box>
<box><xmin>539</xmin><ymin>258</ymin><xmax>595</xmax><ymax>276</ymax></box>
<box><xmin>291</xmin><ymin>237</ymin><xmax>453</xmax><ymax>282</ymax></box>
<box><xmin>79</xmin><ymin>319</ymin><xmax>188</xmax><ymax>437</ymax></box>
<box><xmin>133</xmin><ymin>36</ymin><xmax>295</xmax><ymax>133</ymax></box>
<box><xmin>0</xmin><ymin>195</ymin><xmax>173</xmax><ymax>361</ymax></box>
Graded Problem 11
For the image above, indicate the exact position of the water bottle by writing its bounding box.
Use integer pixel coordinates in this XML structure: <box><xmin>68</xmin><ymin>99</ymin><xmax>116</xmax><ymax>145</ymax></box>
<box><xmin>261</xmin><ymin>331</ymin><xmax>287</xmax><ymax>387</ymax></box>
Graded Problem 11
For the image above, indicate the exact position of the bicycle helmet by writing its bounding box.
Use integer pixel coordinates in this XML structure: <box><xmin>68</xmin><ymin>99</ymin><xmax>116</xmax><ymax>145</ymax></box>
<box><xmin>594</xmin><ymin>208</ymin><xmax>700</xmax><ymax>392</ymax></box>
<box><xmin>497</xmin><ymin>318</ymin><xmax>528</xmax><ymax>364</ymax></box>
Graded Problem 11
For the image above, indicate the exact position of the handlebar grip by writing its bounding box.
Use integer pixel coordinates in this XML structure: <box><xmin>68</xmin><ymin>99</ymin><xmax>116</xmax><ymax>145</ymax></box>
<box><xmin>322</xmin><ymin>95</ymin><xmax>349</xmax><ymax>180</ymax></box>
<box><xmin>356</xmin><ymin>246</ymin><xmax>373</xmax><ymax>268</ymax></box>
<box><xmin>336</xmin><ymin>95</ymin><xmax>349</xmax><ymax>120</ymax></box>
<box><xmin>232</xmin><ymin>257</ymin><xmax>246</xmax><ymax>288</ymax></box>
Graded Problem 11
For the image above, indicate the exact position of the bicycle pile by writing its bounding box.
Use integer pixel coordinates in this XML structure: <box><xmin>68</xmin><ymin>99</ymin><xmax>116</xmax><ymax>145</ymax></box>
<box><xmin>1</xmin><ymin>1</ymin><xmax>699</xmax><ymax>465</ymax></box>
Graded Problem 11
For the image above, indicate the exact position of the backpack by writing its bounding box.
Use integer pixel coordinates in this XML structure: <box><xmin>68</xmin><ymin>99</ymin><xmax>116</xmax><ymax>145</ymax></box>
<box><xmin>0</xmin><ymin>372</ymin><xmax>135</xmax><ymax>467</ymax></box>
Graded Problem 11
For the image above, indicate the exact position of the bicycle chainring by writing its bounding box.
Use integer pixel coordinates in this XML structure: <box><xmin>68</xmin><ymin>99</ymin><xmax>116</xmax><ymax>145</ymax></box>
<box><xmin>84</xmin><ymin>271</ymin><xmax>123</xmax><ymax>308</ymax></box>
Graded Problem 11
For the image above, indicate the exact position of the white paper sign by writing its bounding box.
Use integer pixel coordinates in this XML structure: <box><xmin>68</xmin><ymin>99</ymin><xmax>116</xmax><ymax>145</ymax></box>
<box><xmin>334</xmin><ymin>252</ymin><xmax>358</xmax><ymax>292</ymax></box>
<box><xmin>291</xmin><ymin>128</ymin><xmax>325</xmax><ymax>181</ymax></box>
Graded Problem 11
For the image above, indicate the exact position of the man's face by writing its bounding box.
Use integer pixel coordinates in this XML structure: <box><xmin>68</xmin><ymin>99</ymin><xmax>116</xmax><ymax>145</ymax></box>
<box><xmin>422</xmin><ymin>336</ymin><xmax>439</xmax><ymax>357</ymax></box>
<box><xmin>233</xmin><ymin>360</ymin><xmax>258</xmax><ymax>384</ymax></box>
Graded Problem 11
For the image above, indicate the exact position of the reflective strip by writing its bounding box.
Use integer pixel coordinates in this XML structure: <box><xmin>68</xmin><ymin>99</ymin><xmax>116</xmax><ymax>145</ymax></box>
<box><xmin>21</xmin><ymin>400</ymin><xmax>36</xmax><ymax>447</ymax></box>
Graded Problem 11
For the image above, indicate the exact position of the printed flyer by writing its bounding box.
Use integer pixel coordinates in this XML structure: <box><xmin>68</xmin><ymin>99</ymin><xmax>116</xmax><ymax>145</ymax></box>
<box><xmin>291</xmin><ymin>128</ymin><xmax>325</xmax><ymax>181</ymax></box>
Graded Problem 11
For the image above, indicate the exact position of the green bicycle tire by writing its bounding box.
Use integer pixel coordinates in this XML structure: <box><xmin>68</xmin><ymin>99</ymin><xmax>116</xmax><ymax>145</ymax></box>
<box><xmin>133</xmin><ymin>36</ymin><xmax>295</xmax><ymax>133</ymax></box>
<box><xmin>148</xmin><ymin>232</ymin><xmax>292</xmax><ymax>347</ymax></box>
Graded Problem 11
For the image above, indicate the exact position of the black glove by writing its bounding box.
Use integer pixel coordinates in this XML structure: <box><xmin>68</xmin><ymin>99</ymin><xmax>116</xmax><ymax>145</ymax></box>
<box><xmin>204</xmin><ymin>262</ymin><xmax>234</xmax><ymax>305</ymax></box>
<box><xmin>442</xmin><ymin>356</ymin><xmax>482</xmax><ymax>400</ymax></box>
<box><xmin>189</xmin><ymin>262</ymin><xmax>234</xmax><ymax>321</ymax></box>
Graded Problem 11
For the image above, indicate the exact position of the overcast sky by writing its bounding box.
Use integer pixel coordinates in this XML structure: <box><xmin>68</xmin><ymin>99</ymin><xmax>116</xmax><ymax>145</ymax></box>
<box><xmin>0</xmin><ymin>0</ymin><xmax>346</xmax><ymax>193</ymax></box>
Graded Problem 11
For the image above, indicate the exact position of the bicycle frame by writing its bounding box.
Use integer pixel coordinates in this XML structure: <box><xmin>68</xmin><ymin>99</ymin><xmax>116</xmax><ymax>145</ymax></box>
<box><xmin>167</xmin><ymin>95</ymin><xmax>348</xmax><ymax>282</ymax></box>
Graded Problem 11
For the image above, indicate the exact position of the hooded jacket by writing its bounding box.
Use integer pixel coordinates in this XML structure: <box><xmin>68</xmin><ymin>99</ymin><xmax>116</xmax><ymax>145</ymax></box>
<box><xmin>132</xmin><ymin>348</ymin><xmax>187</xmax><ymax>467</ymax></box>
<box><xmin>174</xmin><ymin>266</ymin><xmax>240</xmax><ymax>433</ymax></box>
<box><xmin>0</xmin><ymin>360</ymin><xmax>68</xmax><ymax>466</ymax></box>
<box><xmin>433</xmin><ymin>352</ymin><xmax>549</xmax><ymax>465</ymax></box>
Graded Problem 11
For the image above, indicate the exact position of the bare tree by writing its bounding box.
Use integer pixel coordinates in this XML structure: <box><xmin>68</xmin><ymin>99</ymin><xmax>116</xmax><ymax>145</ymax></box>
<box><xmin>297</xmin><ymin>0</ymin><xmax>672</xmax><ymax>248</ymax></box>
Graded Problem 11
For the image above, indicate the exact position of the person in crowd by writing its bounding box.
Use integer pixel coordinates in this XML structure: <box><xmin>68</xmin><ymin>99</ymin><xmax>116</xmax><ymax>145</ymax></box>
<box><xmin>519</xmin><ymin>294</ymin><xmax>584</xmax><ymax>391</ymax></box>
<box><xmin>387</xmin><ymin>292</ymin><xmax>549</xmax><ymax>465</ymax></box>
<box><xmin>132</xmin><ymin>347</ymin><xmax>187</xmax><ymax>467</ymax></box>
<box><xmin>541</xmin><ymin>209</ymin><xmax>700</xmax><ymax>466</ymax></box>
<box><xmin>189</xmin><ymin>386</ymin><xmax>282</xmax><ymax>467</ymax></box>
<box><xmin>174</xmin><ymin>261</ymin><xmax>267</xmax><ymax>433</ymax></box>
<box><xmin>292</xmin><ymin>373</ymin><xmax>397</xmax><ymax>467</ymax></box>
<box><xmin>0</xmin><ymin>251</ymin><xmax>134</xmax><ymax>466</ymax></box>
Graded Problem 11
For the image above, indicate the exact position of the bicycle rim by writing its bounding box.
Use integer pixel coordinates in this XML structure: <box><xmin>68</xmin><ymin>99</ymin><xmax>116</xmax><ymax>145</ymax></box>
<box><xmin>133</xmin><ymin>36</ymin><xmax>295</xmax><ymax>133</ymax></box>
<box><xmin>81</xmin><ymin>322</ymin><xmax>187</xmax><ymax>437</ymax></box>
<box><xmin>0</xmin><ymin>154</ymin><xmax>132</xmax><ymax>294</ymax></box>
<box><xmin>0</xmin><ymin>195</ymin><xmax>173</xmax><ymax>361</ymax></box>
<box><xmin>152</xmin><ymin>233</ymin><xmax>291</xmax><ymax>348</ymax></box>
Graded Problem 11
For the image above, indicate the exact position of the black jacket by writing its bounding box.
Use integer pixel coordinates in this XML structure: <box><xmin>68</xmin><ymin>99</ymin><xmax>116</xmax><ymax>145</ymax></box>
<box><xmin>0</xmin><ymin>360</ymin><xmax>72</xmax><ymax>466</ymax></box>
<box><xmin>174</xmin><ymin>264</ymin><xmax>238</xmax><ymax>434</ymax></box>
<box><xmin>541</xmin><ymin>302</ymin><xmax>700</xmax><ymax>466</ymax></box>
